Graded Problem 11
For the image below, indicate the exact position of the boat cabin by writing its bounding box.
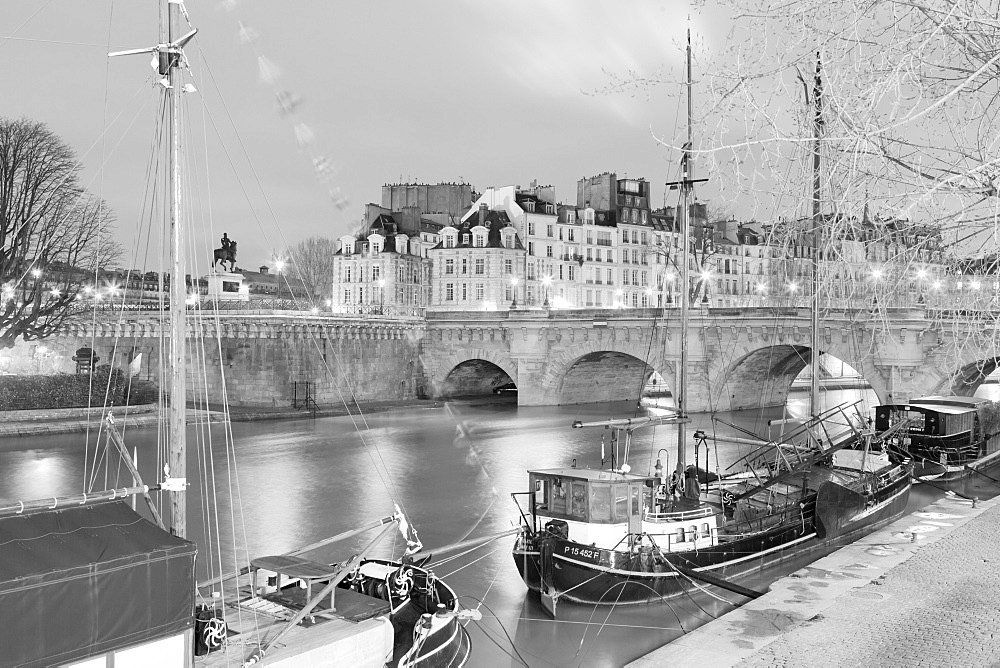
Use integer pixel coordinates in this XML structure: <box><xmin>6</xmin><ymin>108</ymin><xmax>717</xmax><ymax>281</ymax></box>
<box><xmin>526</xmin><ymin>468</ymin><xmax>719</xmax><ymax>552</ymax></box>
<box><xmin>876</xmin><ymin>396</ymin><xmax>986</xmax><ymax>444</ymax></box>
<box><xmin>875</xmin><ymin>395</ymin><xmax>997</xmax><ymax>465</ymax></box>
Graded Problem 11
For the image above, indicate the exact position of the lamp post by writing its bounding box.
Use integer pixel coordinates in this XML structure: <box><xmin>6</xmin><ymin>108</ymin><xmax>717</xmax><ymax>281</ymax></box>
<box><xmin>377</xmin><ymin>278</ymin><xmax>385</xmax><ymax>314</ymax></box>
<box><xmin>510</xmin><ymin>276</ymin><xmax>519</xmax><ymax>310</ymax></box>
<box><xmin>542</xmin><ymin>275</ymin><xmax>552</xmax><ymax>308</ymax></box>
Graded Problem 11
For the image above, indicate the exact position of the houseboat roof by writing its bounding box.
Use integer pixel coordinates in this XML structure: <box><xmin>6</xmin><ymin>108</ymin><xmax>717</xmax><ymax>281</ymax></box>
<box><xmin>905</xmin><ymin>396</ymin><xmax>991</xmax><ymax>412</ymax></box>
<box><xmin>528</xmin><ymin>467</ymin><xmax>656</xmax><ymax>483</ymax></box>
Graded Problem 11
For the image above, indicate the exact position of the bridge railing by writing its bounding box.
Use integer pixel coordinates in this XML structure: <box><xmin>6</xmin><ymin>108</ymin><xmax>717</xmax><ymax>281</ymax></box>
<box><xmin>68</xmin><ymin>299</ymin><xmax>425</xmax><ymax>319</ymax></box>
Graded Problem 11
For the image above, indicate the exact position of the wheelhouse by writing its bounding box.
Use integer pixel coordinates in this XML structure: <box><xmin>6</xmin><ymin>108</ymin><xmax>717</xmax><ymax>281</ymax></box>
<box><xmin>524</xmin><ymin>468</ymin><xmax>719</xmax><ymax>552</ymax></box>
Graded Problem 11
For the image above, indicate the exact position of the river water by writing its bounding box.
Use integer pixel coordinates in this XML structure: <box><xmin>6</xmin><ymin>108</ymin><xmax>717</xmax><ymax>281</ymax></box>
<box><xmin>1</xmin><ymin>387</ymin><xmax>994</xmax><ymax>667</ymax></box>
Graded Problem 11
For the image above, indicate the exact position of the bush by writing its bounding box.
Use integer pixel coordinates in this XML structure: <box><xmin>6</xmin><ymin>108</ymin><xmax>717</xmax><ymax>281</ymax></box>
<box><xmin>0</xmin><ymin>366</ymin><xmax>159</xmax><ymax>410</ymax></box>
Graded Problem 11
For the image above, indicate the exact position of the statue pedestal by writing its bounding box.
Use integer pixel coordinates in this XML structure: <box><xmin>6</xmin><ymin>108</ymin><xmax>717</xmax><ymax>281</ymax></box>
<box><xmin>206</xmin><ymin>271</ymin><xmax>249</xmax><ymax>302</ymax></box>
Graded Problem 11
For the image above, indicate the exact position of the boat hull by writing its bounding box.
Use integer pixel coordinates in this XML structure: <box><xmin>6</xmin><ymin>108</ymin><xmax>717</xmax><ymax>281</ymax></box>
<box><xmin>515</xmin><ymin>476</ymin><xmax>912</xmax><ymax>607</ymax></box>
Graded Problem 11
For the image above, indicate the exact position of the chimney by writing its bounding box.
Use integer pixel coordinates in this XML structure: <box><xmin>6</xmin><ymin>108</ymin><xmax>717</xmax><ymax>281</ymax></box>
<box><xmin>479</xmin><ymin>202</ymin><xmax>487</xmax><ymax>226</ymax></box>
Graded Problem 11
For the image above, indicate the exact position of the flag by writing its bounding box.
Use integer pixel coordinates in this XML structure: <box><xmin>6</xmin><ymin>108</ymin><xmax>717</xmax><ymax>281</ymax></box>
<box><xmin>393</xmin><ymin>503</ymin><xmax>423</xmax><ymax>556</ymax></box>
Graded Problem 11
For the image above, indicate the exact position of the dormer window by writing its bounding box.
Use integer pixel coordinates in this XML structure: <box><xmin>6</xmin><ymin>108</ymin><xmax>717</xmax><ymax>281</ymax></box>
<box><xmin>524</xmin><ymin>201</ymin><xmax>535</xmax><ymax>213</ymax></box>
<box><xmin>475</xmin><ymin>232</ymin><xmax>485</xmax><ymax>248</ymax></box>
<box><xmin>545</xmin><ymin>204</ymin><xmax>555</xmax><ymax>214</ymax></box>
<box><xmin>566</xmin><ymin>211</ymin><xmax>575</xmax><ymax>224</ymax></box>
<box><xmin>584</xmin><ymin>208</ymin><xmax>595</xmax><ymax>224</ymax></box>
<box><xmin>462</xmin><ymin>234</ymin><xmax>471</xmax><ymax>245</ymax></box>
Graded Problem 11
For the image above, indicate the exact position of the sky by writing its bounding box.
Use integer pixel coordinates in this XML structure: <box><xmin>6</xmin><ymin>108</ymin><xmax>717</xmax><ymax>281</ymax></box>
<box><xmin>1</xmin><ymin>1</ymin><xmax>734</xmax><ymax>273</ymax></box>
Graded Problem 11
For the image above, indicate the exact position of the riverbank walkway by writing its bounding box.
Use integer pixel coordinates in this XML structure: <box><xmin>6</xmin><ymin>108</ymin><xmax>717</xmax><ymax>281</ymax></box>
<box><xmin>0</xmin><ymin>399</ymin><xmax>444</xmax><ymax>437</ymax></box>
<box><xmin>630</xmin><ymin>492</ymin><xmax>1000</xmax><ymax>667</ymax></box>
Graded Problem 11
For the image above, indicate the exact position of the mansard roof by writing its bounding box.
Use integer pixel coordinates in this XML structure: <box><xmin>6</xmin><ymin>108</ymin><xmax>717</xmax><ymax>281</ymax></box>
<box><xmin>429</xmin><ymin>209</ymin><xmax>524</xmax><ymax>250</ymax></box>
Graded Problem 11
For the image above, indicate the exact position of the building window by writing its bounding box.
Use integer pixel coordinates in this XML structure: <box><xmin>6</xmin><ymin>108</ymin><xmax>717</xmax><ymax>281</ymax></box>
<box><xmin>567</xmin><ymin>211</ymin><xmax>576</xmax><ymax>224</ymax></box>
<box><xmin>528</xmin><ymin>242</ymin><xmax>535</xmax><ymax>256</ymax></box>
<box><xmin>546</xmin><ymin>204</ymin><xmax>554</xmax><ymax>214</ymax></box>
<box><xmin>547</xmin><ymin>224</ymin><xmax>554</xmax><ymax>237</ymax></box>
<box><xmin>462</xmin><ymin>283</ymin><xmax>468</xmax><ymax>300</ymax></box>
<box><xmin>475</xmin><ymin>258</ymin><xmax>484</xmax><ymax>275</ymax></box>
<box><xmin>622</xmin><ymin>229</ymin><xmax>629</xmax><ymax>243</ymax></box>
<box><xmin>345</xmin><ymin>267</ymin><xmax>352</xmax><ymax>283</ymax></box>
<box><xmin>607</xmin><ymin>269</ymin><xmax>613</xmax><ymax>284</ymax></box>
<box><xmin>528</xmin><ymin>221</ymin><xmax>535</xmax><ymax>235</ymax></box>
<box><xmin>344</xmin><ymin>288</ymin><xmax>350</xmax><ymax>303</ymax></box>
<box><xmin>475</xmin><ymin>234</ymin><xmax>485</xmax><ymax>248</ymax></box>
<box><xmin>445</xmin><ymin>235</ymin><xmax>455</xmax><ymax>249</ymax></box>
<box><xmin>632</xmin><ymin>249</ymin><xmax>639</xmax><ymax>264</ymax></box>
<box><xmin>622</xmin><ymin>250</ymin><xmax>629</xmax><ymax>263</ymax></box>
<box><xmin>631</xmin><ymin>210</ymin><xmax>639</xmax><ymax>224</ymax></box>
<box><xmin>504</xmin><ymin>258</ymin><xmax>512</xmax><ymax>274</ymax></box>
<box><xmin>445</xmin><ymin>259</ymin><xmax>454</xmax><ymax>275</ymax></box>
<box><xmin>446</xmin><ymin>283</ymin><xmax>454</xmax><ymax>301</ymax></box>
<box><xmin>525</xmin><ymin>201</ymin><xmax>535</xmax><ymax>213</ymax></box>
<box><xmin>567</xmin><ymin>229</ymin><xmax>575</xmax><ymax>242</ymax></box>
<box><xmin>462</xmin><ymin>234</ymin><xmax>471</xmax><ymax>245</ymax></box>
<box><xmin>632</xmin><ymin>230</ymin><xmax>638</xmax><ymax>244</ymax></box>
<box><xmin>476</xmin><ymin>283</ymin><xmax>484</xmax><ymax>300</ymax></box>
<box><xmin>461</xmin><ymin>258</ymin><xmax>468</xmax><ymax>274</ymax></box>
<box><xmin>373</xmin><ymin>265</ymin><xmax>381</xmax><ymax>281</ymax></box>
<box><xmin>568</xmin><ymin>265</ymin><xmax>575</xmax><ymax>281</ymax></box>
<box><xmin>623</xmin><ymin>271</ymin><xmax>630</xmax><ymax>286</ymax></box>
<box><xmin>559</xmin><ymin>265</ymin><xmax>564</xmax><ymax>280</ymax></box>
<box><xmin>546</xmin><ymin>246</ymin><xmax>553</xmax><ymax>258</ymax></box>
<box><xmin>528</xmin><ymin>264</ymin><xmax>536</xmax><ymax>280</ymax></box>
<box><xmin>584</xmin><ymin>209</ymin><xmax>595</xmax><ymax>224</ymax></box>
<box><xmin>586</xmin><ymin>248</ymin><xmax>592</xmax><ymax>261</ymax></box>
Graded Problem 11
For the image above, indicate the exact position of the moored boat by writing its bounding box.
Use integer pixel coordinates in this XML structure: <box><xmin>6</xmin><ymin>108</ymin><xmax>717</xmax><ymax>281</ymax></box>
<box><xmin>876</xmin><ymin>395</ymin><xmax>1000</xmax><ymax>482</ymax></box>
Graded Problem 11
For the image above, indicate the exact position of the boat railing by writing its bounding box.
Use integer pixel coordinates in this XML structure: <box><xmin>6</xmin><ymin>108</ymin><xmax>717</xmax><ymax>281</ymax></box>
<box><xmin>644</xmin><ymin>504</ymin><xmax>716</xmax><ymax>523</ymax></box>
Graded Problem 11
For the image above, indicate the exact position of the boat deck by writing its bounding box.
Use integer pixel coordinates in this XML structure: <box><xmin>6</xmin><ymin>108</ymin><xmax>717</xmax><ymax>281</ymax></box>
<box><xmin>197</xmin><ymin>585</ymin><xmax>394</xmax><ymax>667</ymax></box>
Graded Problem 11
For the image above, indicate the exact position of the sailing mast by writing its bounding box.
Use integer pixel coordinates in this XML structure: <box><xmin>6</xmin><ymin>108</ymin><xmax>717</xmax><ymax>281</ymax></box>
<box><xmin>667</xmin><ymin>25</ymin><xmax>706</xmax><ymax>482</ymax></box>
<box><xmin>809</xmin><ymin>52</ymin><xmax>823</xmax><ymax>417</ymax></box>
<box><xmin>163</xmin><ymin>0</ymin><xmax>188</xmax><ymax>538</ymax></box>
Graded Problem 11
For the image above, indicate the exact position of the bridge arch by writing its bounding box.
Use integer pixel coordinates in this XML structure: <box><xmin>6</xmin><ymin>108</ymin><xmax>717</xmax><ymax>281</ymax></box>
<box><xmin>542</xmin><ymin>338</ymin><xmax>668</xmax><ymax>405</ymax></box>
<box><xmin>425</xmin><ymin>348</ymin><xmax>518</xmax><ymax>399</ymax></box>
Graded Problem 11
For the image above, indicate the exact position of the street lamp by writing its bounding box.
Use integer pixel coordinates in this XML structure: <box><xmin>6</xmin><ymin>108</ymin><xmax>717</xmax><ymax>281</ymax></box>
<box><xmin>510</xmin><ymin>276</ymin><xmax>519</xmax><ymax>310</ymax></box>
<box><xmin>377</xmin><ymin>278</ymin><xmax>385</xmax><ymax>314</ymax></box>
<box><xmin>542</xmin><ymin>275</ymin><xmax>552</xmax><ymax>307</ymax></box>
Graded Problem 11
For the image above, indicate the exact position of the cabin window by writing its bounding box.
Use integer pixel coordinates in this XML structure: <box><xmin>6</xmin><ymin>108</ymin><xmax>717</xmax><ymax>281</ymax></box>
<box><xmin>701</xmin><ymin>523</ymin><xmax>711</xmax><ymax>538</ymax></box>
<box><xmin>534</xmin><ymin>479</ymin><xmax>548</xmax><ymax>511</ymax></box>
<box><xmin>675</xmin><ymin>528</ymin><xmax>684</xmax><ymax>544</ymax></box>
<box><xmin>551</xmin><ymin>478</ymin><xmax>568</xmax><ymax>515</ymax></box>
<box><xmin>589</xmin><ymin>484</ymin><xmax>612</xmax><ymax>523</ymax></box>
<box><xmin>688</xmin><ymin>525</ymin><xmax>698</xmax><ymax>542</ymax></box>
<box><xmin>614</xmin><ymin>484</ymin><xmax>629</xmax><ymax>522</ymax></box>
<box><xmin>570</xmin><ymin>482</ymin><xmax>587</xmax><ymax>520</ymax></box>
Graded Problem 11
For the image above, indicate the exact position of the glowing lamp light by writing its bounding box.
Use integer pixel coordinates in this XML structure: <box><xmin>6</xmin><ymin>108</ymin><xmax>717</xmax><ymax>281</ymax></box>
<box><xmin>542</xmin><ymin>275</ymin><xmax>553</xmax><ymax>286</ymax></box>
<box><xmin>311</xmin><ymin>307</ymin><xmax>319</xmax><ymax>314</ymax></box>
<box><xmin>31</xmin><ymin>268</ymin><xmax>42</xmax><ymax>278</ymax></box>
<box><xmin>788</xmin><ymin>282</ymin><xmax>798</xmax><ymax>293</ymax></box>
<box><xmin>870</xmin><ymin>268</ymin><xmax>883</xmax><ymax>279</ymax></box>
<box><xmin>916</xmin><ymin>269</ymin><xmax>928</xmax><ymax>280</ymax></box>
<box><xmin>510</xmin><ymin>277</ymin><xmax>519</xmax><ymax>286</ymax></box>
<box><xmin>932</xmin><ymin>281</ymin><xmax>942</xmax><ymax>290</ymax></box>
<box><xmin>49</xmin><ymin>288</ymin><xmax>60</xmax><ymax>298</ymax></box>
<box><xmin>275</xmin><ymin>260</ymin><xmax>286</xmax><ymax>272</ymax></box>
<box><xmin>756</xmin><ymin>283</ymin><xmax>767</xmax><ymax>293</ymax></box>
<box><xmin>186</xmin><ymin>294</ymin><xmax>198</xmax><ymax>305</ymax></box>
<box><xmin>971</xmin><ymin>281</ymin><xmax>981</xmax><ymax>290</ymax></box>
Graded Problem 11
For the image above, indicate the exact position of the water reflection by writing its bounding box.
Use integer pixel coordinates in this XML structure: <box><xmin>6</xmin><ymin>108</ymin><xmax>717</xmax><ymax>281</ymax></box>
<box><xmin>0</xmin><ymin>391</ymin><xmax>974</xmax><ymax>667</ymax></box>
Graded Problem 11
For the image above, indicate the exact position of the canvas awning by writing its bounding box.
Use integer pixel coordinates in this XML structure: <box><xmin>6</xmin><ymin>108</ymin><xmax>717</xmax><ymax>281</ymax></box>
<box><xmin>0</xmin><ymin>500</ymin><xmax>196</xmax><ymax>666</ymax></box>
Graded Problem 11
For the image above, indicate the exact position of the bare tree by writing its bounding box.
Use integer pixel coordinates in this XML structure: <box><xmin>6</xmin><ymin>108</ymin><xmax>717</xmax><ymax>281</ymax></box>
<box><xmin>287</xmin><ymin>235</ymin><xmax>335</xmax><ymax>300</ymax></box>
<box><xmin>0</xmin><ymin>118</ymin><xmax>120</xmax><ymax>350</ymax></box>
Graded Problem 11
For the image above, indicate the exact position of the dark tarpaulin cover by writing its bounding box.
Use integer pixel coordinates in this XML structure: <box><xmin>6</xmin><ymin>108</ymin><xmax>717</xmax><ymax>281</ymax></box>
<box><xmin>0</xmin><ymin>500</ymin><xmax>196</xmax><ymax>667</ymax></box>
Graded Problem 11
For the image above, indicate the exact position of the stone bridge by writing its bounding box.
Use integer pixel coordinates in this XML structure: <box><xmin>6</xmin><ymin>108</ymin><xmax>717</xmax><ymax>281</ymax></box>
<box><xmin>421</xmin><ymin>307</ymin><xmax>1000</xmax><ymax>410</ymax></box>
<box><xmin>2</xmin><ymin>306</ymin><xmax>997</xmax><ymax>410</ymax></box>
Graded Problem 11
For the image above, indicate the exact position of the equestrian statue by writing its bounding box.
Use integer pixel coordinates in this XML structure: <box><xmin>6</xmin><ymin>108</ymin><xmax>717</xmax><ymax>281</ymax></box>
<box><xmin>213</xmin><ymin>233</ymin><xmax>238</xmax><ymax>272</ymax></box>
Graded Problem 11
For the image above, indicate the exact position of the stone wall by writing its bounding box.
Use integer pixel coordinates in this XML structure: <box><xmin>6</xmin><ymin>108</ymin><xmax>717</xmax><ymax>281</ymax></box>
<box><xmin>0</xmin><ymin>315</ymin><xmax>427</xmax><ymax>409</ymax></box>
